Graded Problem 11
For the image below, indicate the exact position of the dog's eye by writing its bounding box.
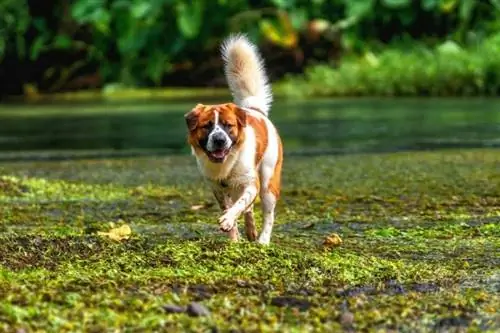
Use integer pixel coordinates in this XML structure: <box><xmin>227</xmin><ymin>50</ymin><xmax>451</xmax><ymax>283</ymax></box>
<box><xmin>203</xmin><ymin>122</ymin><xmax>213</xmax><ymax>129</ymax></box>
<box><xmin>222</xmin><ymin>122</ymin><xmax>233</xmax><ymax>128</ymax></box>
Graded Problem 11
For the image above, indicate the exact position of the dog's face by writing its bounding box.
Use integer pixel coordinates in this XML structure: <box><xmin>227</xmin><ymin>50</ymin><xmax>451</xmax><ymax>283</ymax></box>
<box><xmin>185</xmin><ymin>103</ymin><xmax>247</xmax><ymax>163</ymax></box>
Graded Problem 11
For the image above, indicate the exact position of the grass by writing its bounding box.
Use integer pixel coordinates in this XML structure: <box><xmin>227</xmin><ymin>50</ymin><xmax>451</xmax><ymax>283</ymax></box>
<box><xmin>282</xmin><ymin>35</ymin><xmax>500</xmax><ymax>98</ymax></box>
<box><xmin>0</xmin><ymin>149</ymin><xmax>499</xmax><ymax>332</ymax></box>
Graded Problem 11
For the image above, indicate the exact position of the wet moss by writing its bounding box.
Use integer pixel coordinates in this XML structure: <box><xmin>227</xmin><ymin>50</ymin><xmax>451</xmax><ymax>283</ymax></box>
<box><xmin>0</xmin><ymin>175</ymin><xmax>130</xmax><ymax>202</ymax></box>
<box><xmin>0</xmin><ymin>149</ymin><xmax>499</xmax><ymax>332</ymax></box>
<box><xmin>0</xmin><ymin>176</ymin><xmax>30</xmax><ymax>197</ymax></box>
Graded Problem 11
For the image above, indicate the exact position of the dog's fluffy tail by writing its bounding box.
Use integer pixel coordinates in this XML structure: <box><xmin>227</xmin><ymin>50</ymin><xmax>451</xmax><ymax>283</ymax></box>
<box><xmin>221</xmin><ymin>33</ymin><xmax>272</xmax><ymax>116</ymax></box>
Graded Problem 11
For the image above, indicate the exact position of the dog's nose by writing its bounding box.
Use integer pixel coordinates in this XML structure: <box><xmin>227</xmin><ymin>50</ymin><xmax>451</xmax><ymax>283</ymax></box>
<box><xmin>213</xmin><ymin>134</ymin><xmax>226</xmax><ymax>147</ymax></box>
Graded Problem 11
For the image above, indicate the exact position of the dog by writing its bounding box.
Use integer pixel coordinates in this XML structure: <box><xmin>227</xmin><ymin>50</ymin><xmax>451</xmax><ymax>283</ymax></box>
<box><xmin>184</xmin><ymin>33</ymin><xmax>283</xmax><ymax>245</ymax></box>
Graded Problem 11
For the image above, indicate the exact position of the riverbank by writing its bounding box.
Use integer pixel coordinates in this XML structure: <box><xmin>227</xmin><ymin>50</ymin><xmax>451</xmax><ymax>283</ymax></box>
<box><xmin>281</xmin><ymin>35</ymin><xmax>500</xmax><ymax>98</ymax></box>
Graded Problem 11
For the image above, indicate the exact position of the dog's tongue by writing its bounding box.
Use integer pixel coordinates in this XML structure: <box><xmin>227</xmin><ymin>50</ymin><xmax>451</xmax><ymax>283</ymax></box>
<box><xmin>212</xmin><ymin>149</ymin><xmax>227</xmax><ymax>158</ymax></box>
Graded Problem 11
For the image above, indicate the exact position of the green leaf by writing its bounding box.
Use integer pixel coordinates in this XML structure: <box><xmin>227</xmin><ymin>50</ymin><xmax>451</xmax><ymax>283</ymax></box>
<box><xmin>71</xmin><ymin>0</ymin><xmax>106</xmax><ymax>22</ymax></box>
<box><xmin>344</xmin><ymin>0</ymin><xmax>374</xmax><ymax>19</ymax></box>
<box><xmin>491</xmin><ymin>0</ymin><xmax>500</xmax><ymax>11</ymax></box>
<box><xmin>30</xmin><ymin>37</ymin><xmax>46</xmax><ymax>60</ymax></box>
<box><xmin>289</xmin><ymin>8</ymin><xmax>308</xmax><ymax>30</ymax></box>
<box><xmin>131</xmin><ymin>2</ymin><xmax>151</xmax><ymax>19</ymax></box>
<box><xmin>398</xmin><ymin>10</ymin><xmax>414</xmax><ymax>25</ymax></box>
<box><xmin>422</xmin><ymin>0</ymin><xmax>438</xmax><ymax>10</ymax></box>
<box><xmin>118</xmin><ymin>34</ymin><xmax>144</xmax><ymax>54</ymax></box>
<box><xmin>176</xmin><ymin>1</ymin><xmax>204</xmax><ymax>39</ymax></box>
<box><xmin>437</xmin><ymin>40</ymin><xmax>463</xmax><ymax>54</ymax></box>
<box><xmin>439</xmin><ymin>0</ymin><xmax>457</xmax><ymax>13</ymax></box>
<box><xmin>382</xmin><ymin>0</ymin><xmax>410</xmax><ymax>8</ymax></box>
<box><xmin>53</xmin><ymin>35</ymin><xmax>72</xmax><ymax>49</ymax></box>
<box><xmin>117</xmin><ymin>27</ymin><xmax>150</xmax><ymax>56</ymax></box>
<box><xmin>32</xmin><ymin>18</ymin><xmax>47</xmax><ymax>32</ymax></box>
<box><xmin>111</xmin><ymin>0</ymin><xmax>131</xmax><ymax>10</ymax></box>
<box><xmin>114</xmin><ymin>9</ymin><xmax>132</xmax><ymax>39</ymax></box>
<box><xmin>91</xmin><ymin>8</ymin><xmax>111</xmax><ymax>34</ymax></box>
<box><xmin>167</xmin><ymin>38</ymin><xmax>186</xmax><ymax>55</ymax></box>
<box><xmin>270</xmin><ymin>0</ymin><xmax>294</xmax><ymax>9</ymax></box>
<box><xmin>146</xmin><ymin>51</ymin><xmax>170</xmax><ymax>85</ymax></box>
<box><xmin>15</xmin><ymin>14</ymin><xmax>30</xmax><ymax>33</ymax></box>
<box><xmin>459</xmin><ymin>0</ymin><xmax>475</xmax><ymax>21</ymax></box>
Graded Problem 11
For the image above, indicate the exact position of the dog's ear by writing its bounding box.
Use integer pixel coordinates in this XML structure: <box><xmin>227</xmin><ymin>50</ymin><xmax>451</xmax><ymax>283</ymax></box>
<box><xmin>234</xmin><ymin>105</ymin><xmax>247</xmax><ymax>127</ymax></box>
<box><xmin>184</xmin><ymin>104</ymin><xmax>203</xmax><ymax>131</ymax></box>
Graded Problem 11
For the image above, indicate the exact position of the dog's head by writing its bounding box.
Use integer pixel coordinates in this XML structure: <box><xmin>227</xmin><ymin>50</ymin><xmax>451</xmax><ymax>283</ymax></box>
<box><xmin>184</xmin><ymin>103</ymin><xmax>247</xmax><ymax>163</ymax></box>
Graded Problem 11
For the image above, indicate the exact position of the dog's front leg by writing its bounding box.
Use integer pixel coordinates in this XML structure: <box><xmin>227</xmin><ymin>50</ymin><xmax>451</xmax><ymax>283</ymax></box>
<box><xmin>219</xmin><ymin>184</ymin><xmax>258</xmax><ymax>233</ymax></box>
<box><xmin>212</xmin><ymin>184</ymin><xmax>240</xmax><ymax>241</ymax></box>
<box><xmin>212</xmin><ymin>184</ymin><xmax>232</xmax><ymax>211</ymax></box>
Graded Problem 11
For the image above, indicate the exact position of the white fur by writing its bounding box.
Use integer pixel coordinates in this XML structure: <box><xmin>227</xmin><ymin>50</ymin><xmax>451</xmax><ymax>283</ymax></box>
<box><xmin>206</xmin><ymin>111</ymin><xmax>232</xmax><ymax>152</ymax></box>
<box><xmin>255</xmin><ymin>115</ymin><xmax>280</xmax><ymax>244</ymax></box>
<box><xmin>221</xmin><ymin>33</ymin><xmax>273</xmax><ymax>116</ymax></box>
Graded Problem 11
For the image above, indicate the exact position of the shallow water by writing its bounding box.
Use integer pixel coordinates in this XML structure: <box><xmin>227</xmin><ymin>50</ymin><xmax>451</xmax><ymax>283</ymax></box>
<box><xmin>0</xmin><ymin>98</ymin><xmax>499</xmax><ymax>159</ymax></box>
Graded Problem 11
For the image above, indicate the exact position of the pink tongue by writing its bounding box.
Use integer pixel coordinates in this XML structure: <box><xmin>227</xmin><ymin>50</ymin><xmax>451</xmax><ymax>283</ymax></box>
<box><xmin>212</xmin><ymin>150</ymin><xmax>226</xmax><ymax>158</ymax></box>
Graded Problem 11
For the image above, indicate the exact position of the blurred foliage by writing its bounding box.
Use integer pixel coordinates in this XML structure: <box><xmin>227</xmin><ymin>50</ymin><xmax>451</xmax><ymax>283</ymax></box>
<box><xmin>1</xmin><ymin>0</ymin><xmax>500</xmax><ymax>94</ymax></box>
<box><xmin>282</xmin><ymin>35</ymin><xmax>500</xmax><ymax>97</ymax></box>
<box><xmin>0</xmin><ymin>0</ymin><xmax>30</xmax><ymax>61</ymax></box>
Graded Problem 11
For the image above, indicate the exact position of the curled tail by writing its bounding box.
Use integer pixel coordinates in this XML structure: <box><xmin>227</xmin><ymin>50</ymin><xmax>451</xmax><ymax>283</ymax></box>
<box><xmin>221</xmin><ymin>33</ymin><xmax>273</xmax><ymax>117</ymax></box>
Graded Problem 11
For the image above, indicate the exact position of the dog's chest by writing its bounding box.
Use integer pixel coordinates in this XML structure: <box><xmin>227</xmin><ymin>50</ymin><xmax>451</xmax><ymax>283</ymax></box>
<box><xmin>197</xmin><ymin>154</ymin><xmax>254</xmax><ymax>185</ymax></box>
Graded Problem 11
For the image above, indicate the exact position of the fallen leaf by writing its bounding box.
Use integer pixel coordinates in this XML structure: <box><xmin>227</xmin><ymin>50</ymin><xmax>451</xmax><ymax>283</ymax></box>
<box><xmin>97</xmin><ymin>224</ymin><xmax>132</xmax><ymax>241</ymax></box>
<box><xmin>323</xmin><ymin>233</ymin><xmax>342</xmax><ymax>248</ymax></box>
<box><xmin>190</xmin><ymin>204</ymin><xmax>206</xmax><ymax>211</ymax></box>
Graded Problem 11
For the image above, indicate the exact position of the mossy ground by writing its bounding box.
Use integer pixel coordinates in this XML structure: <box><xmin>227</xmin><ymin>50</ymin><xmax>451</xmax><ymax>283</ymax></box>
<box><xmin>0</xmin><ymin>149</ymin><xmax>499</xmax><ymax>332</ymax></box>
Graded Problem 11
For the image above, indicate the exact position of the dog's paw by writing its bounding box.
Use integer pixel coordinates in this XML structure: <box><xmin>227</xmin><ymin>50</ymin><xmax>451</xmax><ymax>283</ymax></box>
<box><xmin>257</xmin><ymin>232</ymin><xmax>271</xmax><ymax>245</ymax></box>
<box><xmin>219</xmin><ymin>210</ymin><xmax>237</xmax><ymax>232</ymax></box>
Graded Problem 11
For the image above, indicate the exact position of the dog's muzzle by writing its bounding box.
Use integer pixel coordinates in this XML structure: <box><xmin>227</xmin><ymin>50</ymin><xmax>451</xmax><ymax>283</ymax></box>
<box><xmin>206</xmin><ymin>128</ymin><xmax>232</xmax><ymax>163</ymax></box>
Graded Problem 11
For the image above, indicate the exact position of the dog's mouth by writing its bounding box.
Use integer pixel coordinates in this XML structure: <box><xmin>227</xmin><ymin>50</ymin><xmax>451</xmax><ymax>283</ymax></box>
<box><xmin>207</xmin><ymin>148</ymin><xmax>230</xmax><ymax>163</ymax></box>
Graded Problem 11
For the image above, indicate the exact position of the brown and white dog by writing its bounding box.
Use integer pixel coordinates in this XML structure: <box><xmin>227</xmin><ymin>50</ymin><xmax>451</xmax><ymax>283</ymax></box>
<box><xmin>184</xmin><ymin>34</ymin><xmax>283</xmax><ymax>245</ymax></box>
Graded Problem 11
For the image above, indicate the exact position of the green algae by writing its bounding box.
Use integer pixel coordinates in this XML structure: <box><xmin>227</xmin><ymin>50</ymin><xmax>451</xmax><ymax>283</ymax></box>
<box><xmin>0</xmin><ymin>175</ymin><xmax>130</xmax><ymax>203</ymax></box>
<box><xmin>0</xmin><ymin>149</ymin><xmax>499</xmax><ymax>332</ymax></box>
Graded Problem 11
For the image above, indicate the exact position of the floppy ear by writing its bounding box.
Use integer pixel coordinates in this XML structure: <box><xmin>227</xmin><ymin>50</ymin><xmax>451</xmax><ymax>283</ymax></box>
<box><xmin>184</xmin><ymin>105</ymin><xmax>202</xmax><ymax>131</ymax></box>
<box><xmin>234</xmin><ymin>106</ymin><xmax>247</xmax><ymax>127</ymax></box>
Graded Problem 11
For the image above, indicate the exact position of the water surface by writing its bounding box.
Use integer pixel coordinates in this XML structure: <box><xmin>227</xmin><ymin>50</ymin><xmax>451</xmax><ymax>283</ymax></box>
<box><xmin>0</xmin><ymin>98</ymin><xmax>498</xmax><ymax>160</ymax></box>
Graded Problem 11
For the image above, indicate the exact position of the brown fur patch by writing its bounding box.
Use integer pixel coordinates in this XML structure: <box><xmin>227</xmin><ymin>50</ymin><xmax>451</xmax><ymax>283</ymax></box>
<box><xmin>247</xmin><ymin>115</ymin><xmax>268</xmax><ymax>167</ymax></box>
<box><xmin>267</xmin><ymin>136</ymin><xmax>283</xmax><ymax>199</ymax></box>
<box><xmin>185</xmin><ymin>103</ymin><xmax>246</xmax><ymax>151</ymax></box>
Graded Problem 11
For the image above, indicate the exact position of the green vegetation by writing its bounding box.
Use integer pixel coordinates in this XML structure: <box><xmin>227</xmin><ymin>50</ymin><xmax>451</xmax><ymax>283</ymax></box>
<box><xmin>282</xmin><ymin>35</ymin><xmax>500</xmax><ymax>97</ymax></box>
<box><xmin>0</xmin><ymin>149</ymin><xmax>498</xmax><ymax>331</ymax></box>
<box><xmin>2</xmin><ymin>0</ymin><xmax>500</xmax><ymax>97</ymax></box>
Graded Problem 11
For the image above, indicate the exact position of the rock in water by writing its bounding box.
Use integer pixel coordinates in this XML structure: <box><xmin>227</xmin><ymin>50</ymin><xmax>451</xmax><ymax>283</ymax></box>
<box><xmin>340</xmin><ymin>311</ymin><xmax>354</xmax><ymax>326</ymax></box>
<box><xmin>270</xmin><ymin>296</ymin><xmax>312</xmax><ymax>312</ymax></box>
<box><xmin>162</xmin><ymin>304</ymin><xmax>186</xmax><ymax>314</ymax></box>
<box><xmin>187</xmin><ymin>302</ymin><xmax>211</xmax><ymax>317</ymax></box>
